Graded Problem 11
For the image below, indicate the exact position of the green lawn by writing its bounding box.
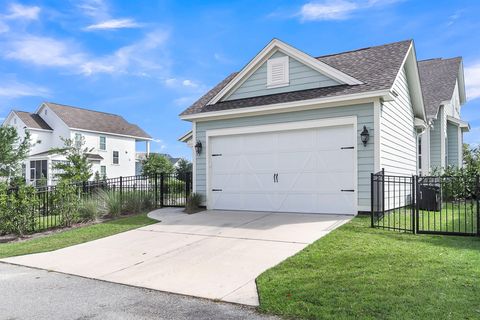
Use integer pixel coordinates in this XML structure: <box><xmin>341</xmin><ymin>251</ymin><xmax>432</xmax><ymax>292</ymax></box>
<box><xmin>376</xmin><ymin>202</ymin><xmax>478</xmax><ymax>234</ymax></box>
<box><xmin>257</xmin><ymin>215</ymin><xmax>480</xmax><ymax>320</ymax></box>
<box><xmin>0</xmin><ymin>213</ymin><xmax>156</xmax><ymax>259</ymax></box>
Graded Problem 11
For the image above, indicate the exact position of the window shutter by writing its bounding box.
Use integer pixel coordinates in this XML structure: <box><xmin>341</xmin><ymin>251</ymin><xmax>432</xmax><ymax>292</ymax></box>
<box><xmin>267</xmin><ymin>56</ymin><xmax>289</xmax><ymax>88</ymax></box>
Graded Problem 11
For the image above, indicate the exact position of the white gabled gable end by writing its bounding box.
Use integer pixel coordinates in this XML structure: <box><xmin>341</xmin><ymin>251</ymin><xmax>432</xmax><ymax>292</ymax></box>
<box><xmin>207</xmin><ymin>38</ymin><xmax>363</xmax><ymax>105</ymax></box>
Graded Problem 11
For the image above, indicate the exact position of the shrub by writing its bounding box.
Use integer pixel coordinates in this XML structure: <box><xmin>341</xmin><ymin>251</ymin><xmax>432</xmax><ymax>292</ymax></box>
<box><xmin>78</xmin><ymin>199</ymin><xmax>100</xmax><ymax>222</ymax></box>
<box><xmin>142</xmin><ymin>192</ymin><xmax>155</xmax><ymax>210</ymax></box>
<box><xmin>124</xmin><ymin>192</ymin><xmax>144</xmax><ymax>214</ymax></box>
<box><xmin>98</xmin><ymin>190</ymin><xmax>122</xmax><ymax>217</ymax></box>
<box><xmin>165</xmin><ymin>178</ymin><xmax>185</xmax><ymax>194</ymax></box>
<box><xmin>0</xmin><ymin>183</ymin><xmax>39</xmax><ymax>236</ymax></box>
<box><xmin>52</xmin><ymin>180</ymin><xmax>80</xmax><ymax>227</ymax></box>
<box><xmin>185</xmin><ymin>193</ymin><xmax>202</xmax><ymax>214</ymax></box>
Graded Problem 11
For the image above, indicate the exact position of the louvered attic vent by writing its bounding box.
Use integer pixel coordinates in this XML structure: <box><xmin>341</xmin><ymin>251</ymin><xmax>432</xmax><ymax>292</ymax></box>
<box><xmin>267</xmin><ymin>56</ymin><xmax>289</xmax><ymax>88</ymax></box>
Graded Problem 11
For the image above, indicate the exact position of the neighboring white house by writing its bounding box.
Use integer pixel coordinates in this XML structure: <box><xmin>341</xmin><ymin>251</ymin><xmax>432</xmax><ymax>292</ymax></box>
<box><xmin>135</xmin><ymin>152</ymin><xmax>183</xmax><ymax>175</ymax></box>
<box><xmin>179</xmin><ymin>39</ymin><xmax>469</xmax><ymax>215</ymax></box>
<box><xmin>2</xmin><ymin>102</ymin><xmax>151</xmax><ymax>185</ymax></box>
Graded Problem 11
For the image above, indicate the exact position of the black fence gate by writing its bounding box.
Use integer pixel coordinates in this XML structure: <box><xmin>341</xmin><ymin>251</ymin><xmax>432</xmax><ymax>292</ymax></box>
<box><xmin>371</xmin><ymin>170</ymin><xmax>480</xmax><ymax>236</ymax></box>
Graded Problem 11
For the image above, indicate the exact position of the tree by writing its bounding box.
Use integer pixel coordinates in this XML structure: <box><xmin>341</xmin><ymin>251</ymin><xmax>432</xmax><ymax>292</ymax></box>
<box><xmin>142</xmin><ymin>154</ymin><xmax>174</xmax><ymax>176</ymax></box>
<box><xmin>463</xmin><ymin>143</ymin><xmax>480</xmax><ymax>176</ymax></box>
<box><xmin>175</xmin><ymin>158</ymin><xmax>192</xmax><ymax>179</ymax></box>
<box><xmin>50</xmin><ymin>137</ymin><xmax>93</xmax><ymax>182</ymax></box>
<box><xmin>0</xmin><ymin>126</ymin><xmax>30</xmax><ymax>179</ymax></box>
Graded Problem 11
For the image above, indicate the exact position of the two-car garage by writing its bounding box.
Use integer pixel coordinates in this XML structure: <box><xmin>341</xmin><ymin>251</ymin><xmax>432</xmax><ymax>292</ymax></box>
<box><xmin>206</xmin><ymin>118</ymin><xmax>357</xmax><ymax>215</ymax></box>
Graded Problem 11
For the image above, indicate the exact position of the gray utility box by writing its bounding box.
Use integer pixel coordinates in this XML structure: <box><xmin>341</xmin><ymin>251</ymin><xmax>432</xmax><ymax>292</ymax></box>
<box><xmin>418</xmin><ymin>185</ymin><xmax>441</xmax><ymax>211</ymax></box>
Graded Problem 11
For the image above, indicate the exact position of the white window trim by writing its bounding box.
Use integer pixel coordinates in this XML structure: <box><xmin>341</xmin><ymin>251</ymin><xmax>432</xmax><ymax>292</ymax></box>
<box><xmin>112</xmin><ymin>150</ymin><xmax>119</xmax><ymax>165</ymax></box>
<box><xmin>99</xmin><ymin>136</ymin><xmax>107</xmax><ymax>151</ymax></box>
<box><xmin>267</xmin><ymin>56</ymin><xmax>289</xmax><ymax>88</ymax></box>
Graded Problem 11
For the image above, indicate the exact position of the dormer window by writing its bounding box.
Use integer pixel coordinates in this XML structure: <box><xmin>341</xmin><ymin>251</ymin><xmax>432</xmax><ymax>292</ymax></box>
<box><xmin>45</xmin><ymin>109</ymin><xmax>47</xmax><ymax>116</ymax></box>
<box><xmin>267</xmin><ymin>56</ymin><xmax>289</xmax><ymax>88</ymax></box>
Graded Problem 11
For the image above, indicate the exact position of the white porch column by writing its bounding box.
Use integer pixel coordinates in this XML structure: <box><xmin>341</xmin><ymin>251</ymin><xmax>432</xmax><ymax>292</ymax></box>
<box><xmin>146</xmin><ymin>140</ymin><xmax>151</xmax><ymax>155</ymax></box>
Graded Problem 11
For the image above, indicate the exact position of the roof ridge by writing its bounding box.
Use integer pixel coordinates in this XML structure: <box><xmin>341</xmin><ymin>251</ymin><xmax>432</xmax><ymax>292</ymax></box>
<box><xmin>315</xmin><ymin>39</ymin><xmax>412</xmax><ymax>59</ymax></box>
<box><xmin>418</xmin><ymin>56</ymin><xmax>462</xmax><ymax>63</ymax></box>
<box><xmin>44</xmin><ymin>102</ymin><xmax>127</xmax><ymax>119</ymax></box>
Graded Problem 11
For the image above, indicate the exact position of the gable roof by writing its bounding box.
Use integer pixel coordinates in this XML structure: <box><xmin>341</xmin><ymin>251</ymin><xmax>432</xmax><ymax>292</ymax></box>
<box><xmin>14</xmin><ymin>111</ymin><xmax>53</xmax><ymax>130</ymax></box>
<box><xmin>418</xmin><ymin>57</ymin><xmax>463</xmax><ymax>119</ymax></box>
<box><xmin>180</xmin><ymin>40</ymin><xmax>413</xmax><ymax>117</ymax></box>
<box><xmin>42</xmin><ymin>102</ymin><xmax>151</xmax><ymax>139</ymax></box>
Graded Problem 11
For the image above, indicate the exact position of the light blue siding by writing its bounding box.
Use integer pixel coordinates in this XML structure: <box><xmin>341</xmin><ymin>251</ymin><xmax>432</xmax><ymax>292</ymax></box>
<box><xmin>447</xmin><ymin>122</ymin><xmax>459</xmax><ymax>167</ymax></box>
<box><xmin>430</xmin><ymin>118</ymin><xmax>442</xmax><ymax>169</ymax></box>
<box><xmin>195</xmin><ymin>103</ymin><xmax>374</xmax><ymax>210</ymax></box>
<box><xmin>225</xmin><ymin>51</ymin><xmax>340</xmax><ymax>101</ymax></box>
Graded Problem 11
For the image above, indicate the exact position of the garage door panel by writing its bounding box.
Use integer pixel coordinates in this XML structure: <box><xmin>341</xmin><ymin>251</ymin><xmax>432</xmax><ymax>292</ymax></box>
<box><xmin>277</xmin><ymin>151</ymin><xmax>314</xmax><ymax>171</ymax></box>
<box><xmin>276</xmin><ymin>129</ymin><xmax>315</xmax><ymax>151</ymax></box>
<box><xmin>315</xmin><ymin>150</ymin><xmax>355</xmax><ymax>173</ymax></box>
<box><xmin>209</xmin><ymin>122</ymin><xmax>356</xmax><ymax>214</ymax></box>
<box><xmin>316</xmin><ymin>125</ymin><xmax>354</xmax><ymax>149</ymax></box>
<box><xmin>276</xmin><ymin>193</ymin><xmax>316</xmax><ymax>213</ymax></box>
<box><xmin>241</xmin><ymin>132</ymin><xmax>276</xmax><ymax>153</ymax></box>
<box><xmin>210</xmin><ymin>135</ymin><xmax>243</xmax><ymax>154</ymax></box>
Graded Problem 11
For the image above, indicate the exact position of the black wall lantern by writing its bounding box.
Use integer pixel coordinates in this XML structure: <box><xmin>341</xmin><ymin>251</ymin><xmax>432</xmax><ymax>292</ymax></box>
<box><xmin>194</xmin><ymin>140</ymin><xmax>203</xmax><ymax>155</ymax></box>
<box><xmin>360</xmin><ymin>126</ymin><xmax>370</xmax><ymax>146</ymax></box>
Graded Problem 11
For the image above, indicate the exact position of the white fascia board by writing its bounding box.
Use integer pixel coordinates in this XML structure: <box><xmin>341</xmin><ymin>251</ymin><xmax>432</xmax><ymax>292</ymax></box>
<box><xmin>178</xmin><ymin>130</ymin><xmax>193</xmax><ymax>142</ymax></box>
<box><xmin>207</xmin><ymin>38</ymin><xmax>363</xmax><ymax>105</ymax></box>
<box><xmin>70</xmin><ymin>127</ymin><xmax>152</xmax><ymax>141</ymax></box>
<box><xmin>446</xmin><ymin>115</ymin><xmax>470</xmax><ymax>131</ymax></box>
<box><xmin>181</xmin><ymin>89</ymin><xmax>391</xmax><ymax>122</ymax></box>
<box><xmin>2</xmin><ymin>110</ymin><xmax>17</xmax><ymax>127</ymax></box>
<box><xmin>392</xmin><ymin>41</ymin><xmax>426</xmax><ymax>121</ymax></box>
<box><xmin>457</xmin><ymin>61</ymin><xmax>467</xmax><ymax>105</ymax></box>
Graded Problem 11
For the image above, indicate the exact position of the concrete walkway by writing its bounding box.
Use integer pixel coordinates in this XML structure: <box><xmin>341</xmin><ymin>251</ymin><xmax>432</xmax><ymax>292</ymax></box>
<box><xmin>2</xmin><ymin>209</ymin><xmax>351</xmax><ymax>306</ymax></box>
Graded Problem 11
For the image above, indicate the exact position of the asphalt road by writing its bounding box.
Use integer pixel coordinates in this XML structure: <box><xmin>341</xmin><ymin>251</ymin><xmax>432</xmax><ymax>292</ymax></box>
<box><xmin>0</xmin><ymin>263</ymin><xmax>278</xmax><ymax>320</ymax></box>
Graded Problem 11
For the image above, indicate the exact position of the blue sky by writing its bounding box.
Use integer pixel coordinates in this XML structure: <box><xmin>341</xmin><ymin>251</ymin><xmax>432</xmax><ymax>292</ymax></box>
<box><xmin>0</xmin><ymin>0</ymin><xmax>479</xmax><ymax>159</ymax></box>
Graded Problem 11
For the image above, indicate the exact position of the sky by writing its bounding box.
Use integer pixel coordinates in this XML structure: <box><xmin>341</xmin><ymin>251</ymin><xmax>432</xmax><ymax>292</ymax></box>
<box><xmin>0</xmin><ymin>0</ymin><xmax>479</xmax><ymax>159</ymax></box>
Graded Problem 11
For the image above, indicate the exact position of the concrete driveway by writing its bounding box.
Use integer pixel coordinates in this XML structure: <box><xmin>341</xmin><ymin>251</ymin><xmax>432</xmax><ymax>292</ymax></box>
<box><xmin>2</xmin><ymin>209</ymin><xmax>351</xmax><ymax>306</ymax></box>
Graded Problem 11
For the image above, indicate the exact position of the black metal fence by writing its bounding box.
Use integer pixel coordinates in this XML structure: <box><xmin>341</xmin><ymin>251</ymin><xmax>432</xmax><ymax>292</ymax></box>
<box><xmin>26</xmin><ymin>172</ymin><xmax>192</xmax><ymax>233</ymax></box>
<box><xmin>371</xmin><ymin>170</ymin><xmax>480</xmax><ymax>236</ymax></box>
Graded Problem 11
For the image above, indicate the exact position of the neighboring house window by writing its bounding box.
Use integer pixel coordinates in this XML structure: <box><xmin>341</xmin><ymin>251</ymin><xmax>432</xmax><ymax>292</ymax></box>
<box><xmin>113</xmin><ymin>151</ymin><xmax>119</xmax><ymax>164</ymax></box>
<box><xmin>75</xmin><ymin>133</ymin><xmax>82</xmax><ymax>148</ymax></box>
<box><xmin>99</xmin><ymin>136</ymin><xmax>106</xmax><ymax>150</ymax></box>
<box><xmin>30</xmin><ymin>160</ymin><xmax>48</xmax><ymax>185</ymax></box>
<box><xmin>418</xmin><ymin>136</ymin><xmax>422</xmax><ymax>175</ymax></box>
<box><xmin>267</xmin><ymin>56</ymin><xmax>289</xmax><ymax>88</ymax></box>
<box><xmin>100</xmin><ymin>165</ymin><xmax>106</xmax><ymax>178</ymax></box>
<box><xmin>13</xmin><ymin>118</ymin><xmax>16</xmax><ymax>125</ymax></box>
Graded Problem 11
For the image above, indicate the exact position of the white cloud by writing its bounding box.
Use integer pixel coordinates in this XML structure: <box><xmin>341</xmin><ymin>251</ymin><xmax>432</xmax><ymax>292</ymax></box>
<box><xmin>298</xmin><ymin>0</ymin><xmax>401</xmax><ymax>21</ymax></box>
<box><xmin>1</xmin><ymin>30</ymin><xmax>170</xmax><ymax>76</ymax></box>
<box><xmin>84</xmin><ymin>18</ymin><xmax>142</xmax><ymax>31</ymax></box>
<box><xmin>76</xmin><ymin>0</ymin><xmax>109</xmax><ymax>20</ymax></box>
<box><xmin>300</xmin><ymin>0</ymin><xmax>358</xmax><ymax>21</ymax></box>
<box><xmin>4</xmin><ymin>35</ymin><xmax>86</xmax><ymax>67</ymax></box>
<box><xmin>5</xmin><ymin>3</ymin><xmax>41</xmax><ymax>20</ymax></box>
<box><xmin>152</xmin><ymin>138</ymin><xmax>166</xmax><ymax>150</ymax></box>
<box><xmin>80</xmin><ymin>30</ymin><xmax>169</xmax><ymax>75</ymax></box>
<box><xmin>0</xmin><ymin>80</ymin><xmax>49</xmax><ymax>98</ymax></box>
<box><xmin>465</xmin><ymin>62</ymin><xmax>480</xmax><ymax>101</ymax></box>
<box><xmin>182</xmin><ymin>79</ymin><xmax>198</xmax><ymax>88</ymax></box>
<box><xmin>0</xmin><ymin>21</ymin><xmax>9</xmax><ymax>33</ymax></box>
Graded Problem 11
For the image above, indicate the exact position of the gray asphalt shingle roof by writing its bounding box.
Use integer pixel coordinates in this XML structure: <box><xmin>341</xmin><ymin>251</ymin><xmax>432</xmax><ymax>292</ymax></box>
<box><xmin>44</xmin><ymin>102</ymin><xmax>151</xmax><ymax>139</ymax></box>
<box><xmin>418</xmin><ymin>57</ymin><xmax>462</xmax><ymax>119</ymax></box>
<box><xmin>180</xmin><ymin>40</ymin><xmax>413</xmax><ymax>116</ymax></box>
<box><xmin>14</xmin><ymin>111</ymin><xmax>53</xmax><ymax>130</ymax></box>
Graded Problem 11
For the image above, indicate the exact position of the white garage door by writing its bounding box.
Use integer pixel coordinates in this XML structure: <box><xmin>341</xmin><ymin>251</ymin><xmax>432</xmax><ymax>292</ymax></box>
<box><xmin>208</xmin><ymin>122</ymin><xmax>356</xmax><ymax>215</ymax></box>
